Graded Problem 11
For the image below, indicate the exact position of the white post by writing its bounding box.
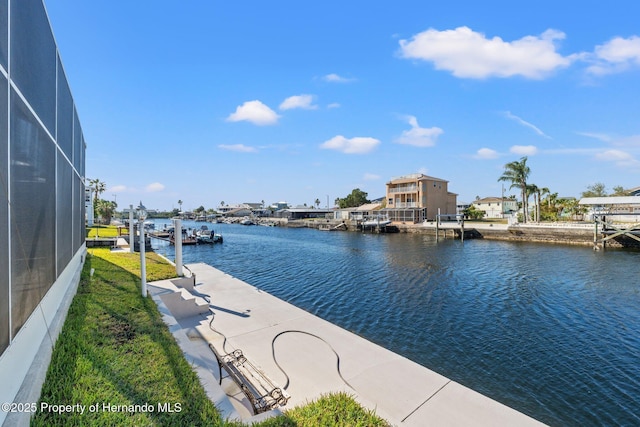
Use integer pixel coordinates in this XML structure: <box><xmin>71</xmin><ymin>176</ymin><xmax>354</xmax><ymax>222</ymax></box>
<box><xmin>174</xmin><ymin>218</ymin><xmax>183</xmax><ymax>276</ymax></box>
<box><xmin>86</xmin><ymin>187</ymin><xmax>95</xmax><ymax>227</ymax></box>
<box><xmin>140</xmin><ymin>221</ymin><xmax>147</xmax><ymax>297</ymax></box>
<box><xmin>129</xmin><ymin>205</ymin><xmax>134</xmax><ymax>253</ymax></box>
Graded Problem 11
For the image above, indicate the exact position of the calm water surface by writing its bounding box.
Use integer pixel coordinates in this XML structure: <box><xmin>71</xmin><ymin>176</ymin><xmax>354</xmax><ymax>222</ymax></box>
<box><xmin>152</xmin><ymin>220</ymin><xmax>640</xmax><ymax>426</ymax></box>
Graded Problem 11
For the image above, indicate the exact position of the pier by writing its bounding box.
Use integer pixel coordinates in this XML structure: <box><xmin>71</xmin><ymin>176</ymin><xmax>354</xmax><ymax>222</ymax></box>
<box><xmin>148</xmin><ymin>263</ymin><xmax>545</xmax><ymax>426</ymax></box>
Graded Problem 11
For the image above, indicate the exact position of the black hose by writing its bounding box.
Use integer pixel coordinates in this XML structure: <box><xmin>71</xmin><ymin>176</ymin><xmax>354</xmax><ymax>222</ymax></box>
<box><xmin>271</xmin><ymin>330</ymin><xmax>355</xmax><ymax>391</ymax></box>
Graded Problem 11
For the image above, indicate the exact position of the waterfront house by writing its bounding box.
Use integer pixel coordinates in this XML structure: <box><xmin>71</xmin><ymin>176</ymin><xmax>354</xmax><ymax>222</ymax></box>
<box><xmin>333</xmin><ymin>201</ymin><xmax>383</xmax><ymax>221</ymax></box>
<box><xmin>579</xmin><ymin>196</ymin><xmax>640</xmax><ymax>222</ymax></box>
<box><xmin>384</xmin><ymin>173</ymin><xmax>457</xmax><ymax>222</ymax></box>
<box><xmin>269</xmin><ymin>201</ymin><xmax>290</xmax><ymax>211</ymax></box>
<box><xmin>218</xmin><ymin>204</ymin><xmax>253</xmax><ymax>217</ymax></box>
<box><xmin>275</xmin><ymin>207</ymin><xmax>333</xmax><ymax>220</ymax></box>
<box><xmin>457</xmin><ymin>202</ymin><xmax>471</xmax><ymax>216</ymax></box>
<box><xmin>472</xmin><ymin>197</ymin><xmax>518</xmax><ymax>219</ymax></box>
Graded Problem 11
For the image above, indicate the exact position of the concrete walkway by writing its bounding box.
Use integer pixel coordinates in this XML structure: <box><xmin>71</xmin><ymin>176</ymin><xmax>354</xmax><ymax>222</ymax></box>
<box><xmin>148</xmin><ymin>263</ymin><xmax>545</xmax><ymax>426</ymax></box>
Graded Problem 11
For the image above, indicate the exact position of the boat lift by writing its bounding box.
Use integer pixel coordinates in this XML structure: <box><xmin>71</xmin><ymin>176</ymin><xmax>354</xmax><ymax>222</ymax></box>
<box><xmin>435</xmin><ymin>209</ymin><xmax>465</xmax><ymax>242</ymax></box>
<box><xmin>579</xmin><ymin>197</ymin><xmax>640</xmax><ymax>249</ymax></box>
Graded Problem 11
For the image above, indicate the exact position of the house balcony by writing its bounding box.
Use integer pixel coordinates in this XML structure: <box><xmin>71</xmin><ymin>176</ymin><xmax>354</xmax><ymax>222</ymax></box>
<box><xmin>392</xmin><ymin>202</ymin><xmax>418</xmax><ymax>208</ymax></box>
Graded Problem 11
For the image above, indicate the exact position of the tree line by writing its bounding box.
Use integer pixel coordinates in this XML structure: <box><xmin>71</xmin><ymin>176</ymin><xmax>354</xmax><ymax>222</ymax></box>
<box><xmin>496</xmin><ymin>156</ymin><xmax>630</xmax><ymax>223</ymax></box>
<box><xmin>89</xmin><ymin>168</ymin><xmax>630</xmax><ymax>225</ymax></box>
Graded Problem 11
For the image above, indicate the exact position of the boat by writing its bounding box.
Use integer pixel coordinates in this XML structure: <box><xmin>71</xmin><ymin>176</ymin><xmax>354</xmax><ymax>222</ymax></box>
<box><xmin>362</xmin><ymin>215</ymin><xmax>391</xmax><ymax>227</ymax></box>
<box><xmin>169</xmin><ymin>229</ymin><xmax>197</xmax><ymax>245</ymax></box>
<box><xmin>318</xmin><ymin>222</ymin><xmax>347</xmax><ymax>231</ymax></box>
<box><xmin>196</xmin><ymin>226</ymin><xmax>223</xmax><ymax>244</ymax></box>
<box><xmin>239</xmin><ymin>217</ymin><xmax>255</xmax><ymax>225</ymax></box>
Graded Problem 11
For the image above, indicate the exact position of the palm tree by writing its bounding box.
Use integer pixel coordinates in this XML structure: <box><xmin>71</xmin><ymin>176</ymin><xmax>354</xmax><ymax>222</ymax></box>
<box><xmin>498</xmin><ymin>157</ymin><xmax>531</xmax><ymax>223</ymax></box>
<box><xmin>539</xmin><ymin>187</ymin><xmax>550</xmax><ymax>222</ymax></box>
<box><xmin>88</xmin><ymin>178</ymin><xmax>106</xmax><ymax>203</ymax></box>
<box><xmin>314</xmin><ymin>198</ymin><xmax>321</xmax><ymax>209</ymax></box>
<box><xmin>527</xmin><ymin>184</ymin><xmax>539</xmax><ymax>222</ymax></box>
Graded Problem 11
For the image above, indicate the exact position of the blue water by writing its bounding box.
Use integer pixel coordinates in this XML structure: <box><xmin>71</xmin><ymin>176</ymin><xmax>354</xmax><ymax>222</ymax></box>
<box><xmin>151</xmin><ymin>220</ymin><xmax>640</xmax><ymax>426</ymax></box>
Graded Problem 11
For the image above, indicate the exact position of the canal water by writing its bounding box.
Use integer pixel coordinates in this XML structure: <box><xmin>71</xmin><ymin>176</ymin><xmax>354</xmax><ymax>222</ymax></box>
<box><xmin>151</xmin><ymin>220</ymin><xmax>640</xmax><ymax>426</ymax></box>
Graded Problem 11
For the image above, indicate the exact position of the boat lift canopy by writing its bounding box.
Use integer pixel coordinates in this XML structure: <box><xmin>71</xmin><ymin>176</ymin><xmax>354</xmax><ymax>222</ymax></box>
<box><xmin>579</xmin><ymin>196</ymin><xmax>640</xmax><ymax>248</ymax></box>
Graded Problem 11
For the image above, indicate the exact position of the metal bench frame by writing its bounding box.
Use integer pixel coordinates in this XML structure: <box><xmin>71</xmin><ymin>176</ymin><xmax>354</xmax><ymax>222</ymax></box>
<box><xmin>208</xmin><ymin>344</ymin><xmax>289</xmax><ymax>415</ymax></box>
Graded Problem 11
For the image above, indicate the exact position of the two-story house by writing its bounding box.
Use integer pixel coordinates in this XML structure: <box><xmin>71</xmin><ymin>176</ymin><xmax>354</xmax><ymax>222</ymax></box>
<box><xmin>384</xmin><ymin>174</ymin><xmax>457</xmax><ymax>222</ymax></box>
<box><xmin>472</xmin><ymin>197</ymin><xmax>518</xmax><ymax>219</ymax></box>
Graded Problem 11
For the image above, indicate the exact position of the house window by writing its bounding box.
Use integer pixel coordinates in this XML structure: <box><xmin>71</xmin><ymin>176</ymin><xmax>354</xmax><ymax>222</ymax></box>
<box><xmin>388</xmin><ymin>198</ymin><xmax>393</xmax><ymax>205</ymax></box>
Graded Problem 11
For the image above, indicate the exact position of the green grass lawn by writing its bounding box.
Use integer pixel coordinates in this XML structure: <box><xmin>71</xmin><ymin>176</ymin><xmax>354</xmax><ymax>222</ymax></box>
<box><xmin>33</xmin><ymin>248</ymin><xmax>388</xmax><ymax>426</ymax></box>
<box><xmin>86</xmin><ymin>225</ymin><xmax>123</xmax><ymax>238</ymax></box>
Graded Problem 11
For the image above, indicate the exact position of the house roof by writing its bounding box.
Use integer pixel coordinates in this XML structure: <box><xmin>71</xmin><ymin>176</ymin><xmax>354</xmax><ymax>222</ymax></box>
<box><xmin>353</xmin><ymin>202</ymin><xmax>382</xmax><ymax>211</ymax></box>
<box><xmin>579</xmin><ymin>196</ymin><xmax>640</xmax><ymax>206</ymax></box>
<box><xmin>627</xmin><ymin>186</ymin><xmax>640</xmax><ymax>195</ymax></box>
<box><xmin>473</xmin><ymin>197</ymin><xmax>513</xmax><ymax>204</ymax></box>
<box><xmin>281</xmin><ymin>208</ymin><xmax>333</xmax><ymax>213</ymax></box>
<box><xmin>387</xmin><ymin>173</ymin><xmax>448</xmax><ymax>184</ymax></box>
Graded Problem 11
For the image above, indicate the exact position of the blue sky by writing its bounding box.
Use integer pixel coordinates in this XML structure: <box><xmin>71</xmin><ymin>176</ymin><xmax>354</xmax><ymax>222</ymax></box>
<box><xmin>45</xmin><ymin>1</ymin><xmax>640</xmax><ymax>211</ymax></box>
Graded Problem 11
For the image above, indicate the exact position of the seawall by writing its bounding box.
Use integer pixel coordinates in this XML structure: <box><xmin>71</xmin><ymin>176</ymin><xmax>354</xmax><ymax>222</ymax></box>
<box><xmin>287</xmin><ymin>219</ymin><xmax>639</xmax><ymax>249</ymax></box>
<box><xmin>401</xmin><ymin>222</ymin><xmax>639</xmax><ymax>249</ymax></box>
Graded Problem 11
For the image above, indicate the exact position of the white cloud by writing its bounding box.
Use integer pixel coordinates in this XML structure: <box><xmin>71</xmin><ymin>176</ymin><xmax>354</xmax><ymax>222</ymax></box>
<box><xmin>322</xmin><ymin>73</ymin><xmax>356</xmax><ymax>83</ymax></box>
<box><xmin>503</xmin><ymin>111</ymin><xmax>551</xmax><ymax>138</ymax></box>
<box><xmin>510</xmin><ymin>145</ymin><xmax>538</xmax><ymax>156</ymax></box>
<box><xmin>475</xmin><ymin>148</ymin><xmax>500</xmax><ymax>159</ymax></box>
<box><xmin>226</xmin><ymin>100</ymin><xmax>280</xmax><ymax>125</ymax></box>
<box><xmin>399</xmin><ymin>27</ymin><xmax>573</xmax><ymax>79</ymax></box>
<box><xmin>577</xmin><ymin>132</ymin><xmax>613</xmax><ymax>142</ymax></box>
<box><xmin>587</xmin><ymin>36</ymin><xmax>640</xmax><ymax>75</ymax></box>
<box><xmin>279</xmin><ymin>94</ymin><xmax>317</xmax><ymax>110</ymax></box>
<box><xmin>218</xmin><ymin>144</ymin><xmax>257</xmax><ymax>153</ymax></box>
<box><xmin>110</xmin><ymin>185</ymin><xmax>128</xmax><ymax>193</ymax></box>
<box><xmin>542</xmin><ymin>147</ymin><xmax>600</xmax><ymax>155</ymax></box>
<box><xmin>616</xmin><ymin>135</ymin><xmax>640</xmax><ymax>147</ymax></box>
<box><xmin>595</xmin><ymin>149</ymin><xmax>633</xmax><ymax>162</ymax></box>
<box><xmin>395</xmin><ymin>115</ymin><xmax>443</xmax><ymax>147</ymax></box>
<box><xmin>320</xmin><ymin>135</ymin><xmax>380</xmax><ymax>154</ymax></box>
<box><xmin>594</xmin><ymin>149</ymin><xmax>640</xmax><ymax>169</ymax></box>
<box><xmin>145</xmin><ymin>182</ymin><xmax>165</xmax><ymax>192</ymax></box>
<box><xmin>363</xmin><ymin>173</ymin><xmax>380</xmax><ymax>181</ymax></box>
<box><xmin>327</xmin><ymin>102</ymin><xmax>341</xmax><ymax>109</ymax></box>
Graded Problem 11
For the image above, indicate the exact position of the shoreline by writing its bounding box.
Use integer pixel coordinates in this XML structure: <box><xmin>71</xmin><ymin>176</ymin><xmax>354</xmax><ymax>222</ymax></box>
<box><xmin>287</xmin><ymin>218</ymin><xmax>640</xmax><ymax>249</ymax></box>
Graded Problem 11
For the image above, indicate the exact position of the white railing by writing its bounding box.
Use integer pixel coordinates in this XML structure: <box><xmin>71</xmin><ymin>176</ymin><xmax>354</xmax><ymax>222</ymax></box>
<box><xmin>389</xmin><ymin>185</ymin><xmax>417</xmax><ymax>193</ymax></box>
<box><xmin>393</xmin><ymin>202</ymin><xmax>418</xmax><ymax>208</ymax></box>
<box><xmin>512</xmin><ymin>222</ymin><xmax>593</xmax><ymax>229</ymax></box>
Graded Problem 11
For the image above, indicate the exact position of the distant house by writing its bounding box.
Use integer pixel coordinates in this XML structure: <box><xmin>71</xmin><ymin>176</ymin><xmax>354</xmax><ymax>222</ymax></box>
<box><xmin>275</xmin><ymin>208</ymin><xmax>333</xmax><ymax>220</ymax></box>
<box><xmin>457</xmin><ymin>202</ymin><xmax>471</xmax><ymax>216</ymax></box>
<box><xmin>218</xmin><ymin>204</ymin><xmax>253</xmax><ymax>217</ymax></box>
<box><xmin>243</xmin><ymin>202</ymin><xmax>264</xmax><ymax>210</ymax></box>
<box><xmin>627</xmin><ymin>187</ymin><xmax>640</xmax><ymax>196</ymax></box>
<box><xmin>384</xmin><ymin>173</ymin><xmax>457</xmax><ymax>222</ymax></box>
<box><xmin>472</xmin><ymin>197</ymin><xmax>518</xmax><ymax>219</ymax></box>
<box><xmin>579</xmin><ymin>196</ymin><xmax>640</xmax><ymax>222</ymax></box>
<box><xmin>269</xmin><ymin>201</ymin><xmax>289</xmax><ymax>211</ymax></box>
<box><xmin>333</xmin><ymin>202</ymin><xmax>383</xmax><ymax>221</ymax></box>
<box><xmin>219</xmin><ymin>204</ymin><xmax>252</xmax><ymax>217</ymax></box>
